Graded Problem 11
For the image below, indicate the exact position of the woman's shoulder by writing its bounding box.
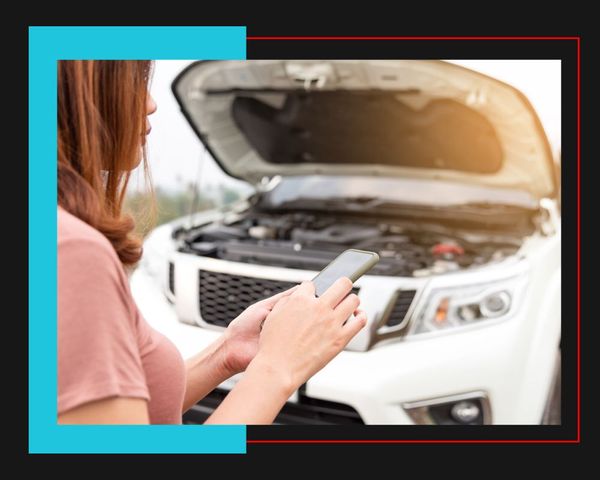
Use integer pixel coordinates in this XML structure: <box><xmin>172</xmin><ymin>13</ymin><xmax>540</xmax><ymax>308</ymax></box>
<box><xmin>58</xmin><ymin>207</ymin><xmax>117</xmax><ymax>259</ymax></box>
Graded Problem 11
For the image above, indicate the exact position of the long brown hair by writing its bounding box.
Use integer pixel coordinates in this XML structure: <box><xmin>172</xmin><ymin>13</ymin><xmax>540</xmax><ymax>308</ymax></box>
<box><xmin>58</xmin><ymin>60</ymin><xmax>153</xmax><ymax>266</ymax></box>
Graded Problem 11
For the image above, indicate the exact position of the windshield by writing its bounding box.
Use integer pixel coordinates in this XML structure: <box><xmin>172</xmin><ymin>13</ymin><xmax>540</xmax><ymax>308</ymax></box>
<box><xmin>259</xmin><ymin>175</ymin><xmax>538</xmax><ymax>210</ymax></box>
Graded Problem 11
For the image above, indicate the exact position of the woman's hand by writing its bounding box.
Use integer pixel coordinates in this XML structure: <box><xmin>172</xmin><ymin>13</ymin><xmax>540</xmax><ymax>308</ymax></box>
<box><xmin>185</xmin><ymin>285</ymin><xmax>301</xmax><ymax>413</ymax></box>
<box><xmin>221</xmin><ymin>286</ymin><xmax>299</xmax><ymax>376</ymax></box>
<box><xmin>205</xmin><ymin>277</ymin><xmax>367</xmax><ymax>424</ymax></box>
<box><xmin>249</xmin><ymin>277</ymin><xmax>367</xmax><ymax>391</ymax></box>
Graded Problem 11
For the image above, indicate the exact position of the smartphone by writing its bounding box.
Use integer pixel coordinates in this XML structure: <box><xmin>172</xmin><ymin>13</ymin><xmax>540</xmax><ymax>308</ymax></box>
<box><xmin>311</xmin><ymin>249</ymin><xmax>380</xmax><ymax>297</ymax></box>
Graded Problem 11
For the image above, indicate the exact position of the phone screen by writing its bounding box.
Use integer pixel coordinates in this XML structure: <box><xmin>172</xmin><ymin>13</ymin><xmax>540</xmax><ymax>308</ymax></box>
<box><xmin>312</xmin><ymin>249</ymin><xmax>379</xmax><ymax>297</ymax></box>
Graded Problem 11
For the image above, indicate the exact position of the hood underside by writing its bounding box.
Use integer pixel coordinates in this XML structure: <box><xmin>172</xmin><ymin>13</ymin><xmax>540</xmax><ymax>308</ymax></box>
<box><xmin>172</xmin><ymin>60</ymin><xmax>556</xmax><ymax>199</ymax></box>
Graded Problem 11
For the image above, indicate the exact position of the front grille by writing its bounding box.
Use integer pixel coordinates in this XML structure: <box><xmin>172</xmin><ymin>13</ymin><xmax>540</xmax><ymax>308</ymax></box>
<box><xmin>183</xmin><ymin>388</ymin><xmax>364</xmax><ymax>425</ymax></box>
<box><xmin>199</xmin><ymin>271</ymin><xmax>296</xmax><ymax>327</ymax></box>
<box><xmin>383</xmin><ymin>289</ymin><xmax>416</xmax><ymax>327</ymax></box>
<box><xmin>168</xmin><ymin>262</ymin><xmax>175</xmax><ymax>295</ymax></box>
<box><xmin>199</xmin><ymin>270</ymin><xmax>360</xmax><ymax>327</ymax></box>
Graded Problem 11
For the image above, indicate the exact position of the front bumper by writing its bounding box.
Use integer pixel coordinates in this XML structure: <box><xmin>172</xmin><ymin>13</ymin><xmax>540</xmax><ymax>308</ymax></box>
<box><xmin>131</xmin><ymin>260</ymin><xmax>559</xmax><ymax>425</ymax></box>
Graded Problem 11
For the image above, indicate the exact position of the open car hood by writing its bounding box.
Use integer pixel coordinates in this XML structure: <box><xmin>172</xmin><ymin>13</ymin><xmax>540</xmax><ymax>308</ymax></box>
<box><xmin>172</xmin><ymin>60</ymin><xmax>556</xmax><ymax>199</ymax></box>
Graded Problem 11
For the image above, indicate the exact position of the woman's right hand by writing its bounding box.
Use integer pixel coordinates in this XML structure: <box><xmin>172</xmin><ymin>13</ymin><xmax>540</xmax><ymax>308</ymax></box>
<box><xmin>250</xmin><ymin>277</ymin><xmax>367</xmax><ymax>392</ymax></box>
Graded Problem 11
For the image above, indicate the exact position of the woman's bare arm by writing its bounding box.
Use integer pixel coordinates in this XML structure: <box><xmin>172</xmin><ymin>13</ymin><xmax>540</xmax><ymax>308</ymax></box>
<box><xmin>183</xmin><ymin>287</ymin><xmax>300</xmax><ymax>413</ymax></box>
<box><xmin>182</xmin><ymin>337</ymin><xmax>232</xmax><ymax>413</ymax></box>
<box><xmin>205</xmin><ymin>279</ymin><xmax>366</xmax><ymax>424</ymax></box>
<box><xmin>59</xmin><ymin>279</ymin><xmax>365</xmax><ymax>425</ymax></box>
<box><xmin>204</xmin><ymin>356</ymin><xmax>294</xmax><ymax>424</ymax></box>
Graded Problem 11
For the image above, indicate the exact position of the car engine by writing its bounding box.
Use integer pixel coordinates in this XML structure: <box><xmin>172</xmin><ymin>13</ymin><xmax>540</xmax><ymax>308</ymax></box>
<box><xmin>177</xmin><ymin>209</ymin><xmax>527</xmax><ymax>277</ymax></box>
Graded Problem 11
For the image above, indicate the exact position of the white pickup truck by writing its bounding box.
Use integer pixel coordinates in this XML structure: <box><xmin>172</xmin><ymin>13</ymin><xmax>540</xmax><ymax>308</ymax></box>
<box><xmin>132</xmin><ymin>60</ymin><xmax>561</xmax><ymax>424</ymax></box>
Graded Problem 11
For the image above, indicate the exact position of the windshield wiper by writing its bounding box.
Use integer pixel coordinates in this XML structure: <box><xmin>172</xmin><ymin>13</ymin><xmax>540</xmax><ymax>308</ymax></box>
<box><xmin>264</xmin><ymin>196</ymin><xmax>535</xmax><ymax>227</ymax></box>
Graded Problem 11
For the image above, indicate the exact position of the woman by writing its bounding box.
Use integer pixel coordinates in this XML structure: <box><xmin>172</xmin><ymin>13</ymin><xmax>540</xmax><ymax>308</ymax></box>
<box><xmin>57</xmin><ymin>60</ymin><xmax>367</xmax><ymax>424</ymax></box>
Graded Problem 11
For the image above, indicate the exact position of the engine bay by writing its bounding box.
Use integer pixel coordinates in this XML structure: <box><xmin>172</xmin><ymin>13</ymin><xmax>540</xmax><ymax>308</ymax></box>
<box><xmin>178</xmin><ymin>208</ymin><xmax>530</xmax><ymax>277</ymax></box>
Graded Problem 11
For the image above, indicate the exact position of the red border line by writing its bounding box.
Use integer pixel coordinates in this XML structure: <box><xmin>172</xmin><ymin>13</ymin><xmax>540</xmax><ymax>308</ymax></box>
<box><xmin>247</xmin><ymin>440</ymin><xmax>580</xmax><ymax>444</ymax></box>
<box><xmin>244</xmin><ymin>36</ymin><xmax>581</xmax><ymax>444</ymax></box>
<box><xmin>576</xmin><ymin>36</ymin><xmax>581</xmax><ymax>443</ymax></box>
<box><xmin>247</xmin><ymin>36</ymin><xmax>580</xmax><ymax>41</ymax></box>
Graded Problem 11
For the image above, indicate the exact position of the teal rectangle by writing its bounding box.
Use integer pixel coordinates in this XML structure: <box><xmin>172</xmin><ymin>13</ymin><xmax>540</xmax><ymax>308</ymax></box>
<box><xmin>29</xmin><ymin>26</ymin><xmax>246</xmax><ymax>454</ymax></box>
<box><xmin>32</xmin><ymin>425</ymin><xmax>246</xmax><ymax>454</ymax></box>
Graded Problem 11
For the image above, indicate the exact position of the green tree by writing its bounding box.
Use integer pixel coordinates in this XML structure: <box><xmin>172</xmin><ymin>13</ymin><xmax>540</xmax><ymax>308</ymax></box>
<box><xmin>125</xmin><ymin>182</ymin><xmax>244</xmax><ymax>238</ymax></box>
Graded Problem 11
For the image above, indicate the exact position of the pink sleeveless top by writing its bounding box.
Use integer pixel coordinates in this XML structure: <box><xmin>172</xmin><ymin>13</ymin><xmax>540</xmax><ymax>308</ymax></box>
<box><xmin>57</xmin><ymin>207</ymin><xmax>186</xmax><ymax>424</ymax></box>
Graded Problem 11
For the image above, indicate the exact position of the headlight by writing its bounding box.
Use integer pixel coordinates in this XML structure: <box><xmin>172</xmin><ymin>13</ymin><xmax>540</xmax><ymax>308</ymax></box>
<box><xmin>409</xmin><ymin>274</ymin><xmax>528</xmax><ymax>336</ymax></box>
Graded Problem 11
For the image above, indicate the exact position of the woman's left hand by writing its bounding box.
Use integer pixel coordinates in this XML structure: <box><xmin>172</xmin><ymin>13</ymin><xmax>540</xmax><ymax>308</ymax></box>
<box><xmin>221</xmin><ymin>285</ymin><xmax>299</xmax><ymax>375</ymax></box>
